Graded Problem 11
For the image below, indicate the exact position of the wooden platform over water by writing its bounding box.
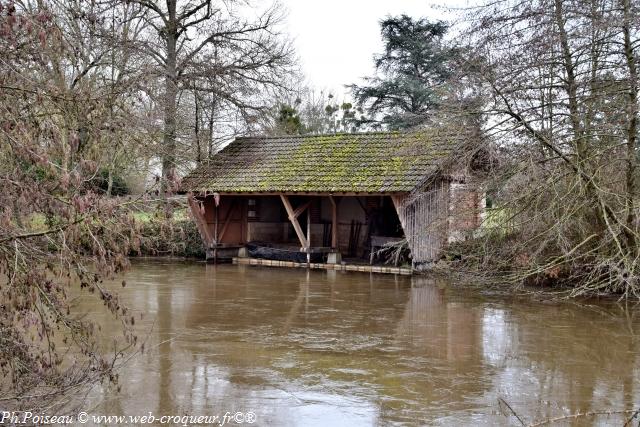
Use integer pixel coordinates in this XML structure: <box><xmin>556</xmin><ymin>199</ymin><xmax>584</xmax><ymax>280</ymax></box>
<box><xmin>232</xmin><ymin>257</ymin><xmax>412</xmax><ymax>275</ymax></box>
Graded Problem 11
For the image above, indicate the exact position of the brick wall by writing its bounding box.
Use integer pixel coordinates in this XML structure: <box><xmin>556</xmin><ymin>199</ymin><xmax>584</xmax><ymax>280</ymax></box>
<box><xmin>448</xmin><ymin>182</ymin><xmax>482</xmax><ymax>243</ymax></box>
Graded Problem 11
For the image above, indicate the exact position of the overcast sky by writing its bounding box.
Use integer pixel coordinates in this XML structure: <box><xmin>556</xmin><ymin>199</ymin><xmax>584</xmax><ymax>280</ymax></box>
<box><xmin>279</xmin><ymin>0</ymin><xmax>459</xmax><ymax>100</ymax></box>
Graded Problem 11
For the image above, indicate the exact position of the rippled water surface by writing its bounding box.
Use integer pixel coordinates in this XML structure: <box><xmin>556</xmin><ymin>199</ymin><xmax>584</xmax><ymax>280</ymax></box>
<box><xmin>81</xmin><ymin>260</ymin><xmax>640</xmax><ymax>426</ymax></box>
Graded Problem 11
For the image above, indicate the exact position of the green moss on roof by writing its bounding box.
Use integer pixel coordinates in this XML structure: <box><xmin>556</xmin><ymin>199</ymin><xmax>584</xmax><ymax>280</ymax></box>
<box><xmin>180</xmin><ymin>131</ymin><xmax>461</xmax><ymax>193</ymax></box>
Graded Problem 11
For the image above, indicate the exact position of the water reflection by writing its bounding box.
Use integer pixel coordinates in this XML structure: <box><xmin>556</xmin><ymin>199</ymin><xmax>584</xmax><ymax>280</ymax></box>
<box><xmin>79</xmin><ymin>261</ymin><xmax>640</xmax><ymax>426</ymax></box>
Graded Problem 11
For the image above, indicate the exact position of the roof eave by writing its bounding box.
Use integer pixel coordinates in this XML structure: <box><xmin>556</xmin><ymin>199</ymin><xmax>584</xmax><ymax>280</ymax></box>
<box><xmin>184</xmin><ymin>190</ymin><xmax>411</xmax><ymax>197</ymax></box>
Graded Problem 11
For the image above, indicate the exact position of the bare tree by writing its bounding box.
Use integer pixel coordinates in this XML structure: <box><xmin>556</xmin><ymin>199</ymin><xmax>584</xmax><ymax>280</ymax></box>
<box><xmin>0</xmin><ymin>0</ymin><xmax>148</xmax><ymax>411</ymax></box>
<box><xmin>0</xmin><ymin>0</ymin><xmax>294</xmax><ymax>411</ymax></box>
<box><xmin>128</xmin><ymin>0</ymin><xmax>295</xmax><ymax>195</ymax></box>
<box><xmin>457</xmin><ymin>0</ymin><xmax>640</xmax><ymax>297</ymax></box>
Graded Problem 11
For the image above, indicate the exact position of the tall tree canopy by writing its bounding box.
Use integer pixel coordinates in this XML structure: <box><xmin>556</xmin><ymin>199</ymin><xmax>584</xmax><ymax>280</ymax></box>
<box><xmin>350</xmin><ymin>15</ymin><xmax>458</xmax><ymax>130</ymax></box>
<box><xmin>0</xmin><ymin>0</ymin><xmax>295</xmax><ymax>412</ymax></box>
<box><xmin>129</xmin><ymin>0</ymin><xmax>295</xmax><ymax>196</ymax></box>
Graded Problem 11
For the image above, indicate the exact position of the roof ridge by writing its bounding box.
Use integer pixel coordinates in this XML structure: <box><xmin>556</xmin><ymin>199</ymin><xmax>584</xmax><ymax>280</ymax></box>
<box><xmin>235</xmin><ymin>131</ymin><xmax>407</xmax><ymax>141</ymax></box>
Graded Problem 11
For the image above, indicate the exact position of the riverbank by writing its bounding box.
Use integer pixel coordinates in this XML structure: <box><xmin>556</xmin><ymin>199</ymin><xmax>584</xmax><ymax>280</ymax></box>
<box><xmin>132</xmin><ymin>208</ymin><xmax>633</xmax><ymax>300</ymax></box>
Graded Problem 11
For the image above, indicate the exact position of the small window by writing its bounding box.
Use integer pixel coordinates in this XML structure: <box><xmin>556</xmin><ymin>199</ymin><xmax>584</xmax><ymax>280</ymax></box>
<box><xmin>247</xmin><ymin>198</ymin><xmax>259</xmax><ymax>221</ymax></box>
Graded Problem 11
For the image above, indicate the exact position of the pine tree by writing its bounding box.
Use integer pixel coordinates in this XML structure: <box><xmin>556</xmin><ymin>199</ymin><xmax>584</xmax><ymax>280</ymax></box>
<box><xmin>350</xmin><ymin>15</ymin><xmax>457</xmax><ymax>130</ymax></box>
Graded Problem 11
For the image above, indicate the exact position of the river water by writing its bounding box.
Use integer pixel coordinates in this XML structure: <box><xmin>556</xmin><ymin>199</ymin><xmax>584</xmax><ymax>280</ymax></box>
<box><xmin>80</xmin><ymin>260</ymin><xmax>640</xmax><ymax>426</ymax></box>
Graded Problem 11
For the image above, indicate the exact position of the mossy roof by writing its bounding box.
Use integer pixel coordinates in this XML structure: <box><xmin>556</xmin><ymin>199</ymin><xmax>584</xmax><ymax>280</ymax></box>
<box><xmin>180</xmin><ymin>131</ymin><xmax>460</xmax><ymax>194</ymax></box>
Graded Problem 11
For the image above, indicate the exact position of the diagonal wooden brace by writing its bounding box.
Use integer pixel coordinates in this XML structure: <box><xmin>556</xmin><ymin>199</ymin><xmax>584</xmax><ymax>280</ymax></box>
<box><xmin>217</xmin><ymin>199</ymin><xmax>237</xmax><ymax>242</ymax></box>
<box><xmin>292</xmin><ymin>201</ymin><xmax>311</xmax><ymax>219</ymax></box>
<box><xmin>188</xmin><ymin>193</ymin><xmax>214</xmax><ymax>248</ymax></box>
<box><xmin>280</xmin><ymin>194</ymin><xmax>309</xmax><ymax>250</ymax></box>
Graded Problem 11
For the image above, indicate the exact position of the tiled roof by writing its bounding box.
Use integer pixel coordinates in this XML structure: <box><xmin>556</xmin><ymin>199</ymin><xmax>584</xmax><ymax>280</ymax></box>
<box><xmin>180</xmin><ymin>131</ymin><xmax>461</xmax><ymax>193</ymax></box>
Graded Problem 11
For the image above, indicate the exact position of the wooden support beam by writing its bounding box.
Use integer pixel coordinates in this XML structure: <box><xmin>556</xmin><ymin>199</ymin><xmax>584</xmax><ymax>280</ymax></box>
<box><xmin>391</xmin><ymin>194</ymin><xmax>413</xmax><ymax>264</ymax></box>
<box><xmin>329</xmin><ymin>195</ymin><xmax>338</xmax><ymax>249</ymax></box>
<box><xmin>306</xmin><ymin>204</ymin><xmax>311</xmax><ymax>264</ymax></box>
<box><xmin>280</xmin><ymin>194</ymin><xmax>308</xmax><ymax>249</ymax></box>
<box><xmin>292</xmin><ymin>201</ymin><xmax>311</xmax><ymax>219</ymax></box>
<box><xmin>187</xmin><ymin>193</ymin><xmax>214</xmax><ymax>247</ymax></box>
<box><xmin>390</xmin><ymin>195</ymin><xmax>407</xmax><ymax>230</ymax></box>
<box><xmin>217</xmin><ymin>199</ymin><xmax>237</xmax><ymax>242</ymax></box>
<box><xmin>214</xmin><ymin>199</ymin><xmax>219</xmax><ymax>243</ymax></box>
<box><xmin>213</xmin><ymin>195</ymin><xmax>219</xmax><ymax>263</ymax></box>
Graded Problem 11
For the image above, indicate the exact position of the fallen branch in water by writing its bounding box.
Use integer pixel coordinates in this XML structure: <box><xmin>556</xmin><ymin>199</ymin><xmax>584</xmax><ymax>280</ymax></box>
<box><xmin>497</xmin><ymin>397</ymin><xmax>525</xmax><ymax>426</ymax></box>
<box><xmin>528</xmin><ymin>409</ymin><xmax>640</xmax><ymax>426</ymax></box>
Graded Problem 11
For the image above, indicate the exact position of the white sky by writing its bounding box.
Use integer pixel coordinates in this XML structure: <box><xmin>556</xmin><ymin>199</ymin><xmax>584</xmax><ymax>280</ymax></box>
<box><xmin>280</xmin><ymin>0</ymin><xmax>458</xmax><ymax>99</ymax></box>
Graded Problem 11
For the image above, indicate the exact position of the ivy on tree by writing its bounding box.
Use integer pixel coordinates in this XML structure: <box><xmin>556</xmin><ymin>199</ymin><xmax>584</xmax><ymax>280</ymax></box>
<box><xmin>276</xmin><ymin>103</ymin><xmax>304</xmax><ymax>135</ymax></box>
<box><xmin>273</xmin><ymin>94</ymin><xmax>363</xmax><ymax>135</ymax></box>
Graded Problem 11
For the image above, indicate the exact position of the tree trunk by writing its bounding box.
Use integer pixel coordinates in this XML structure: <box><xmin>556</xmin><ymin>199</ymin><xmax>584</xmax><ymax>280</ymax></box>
<box><xmin>194</xmin><ymin>87</ymin><xmax>201</xmax><ymax>164</ymax></box>
<box><xmin>622</xmin><ymin>0</ymin><xmax>638</xmax><ymax>252</ymax></box>
<box><xmin>162</xmin><ymin>0</ymin><xmax>178</xmax><ymax>212</ymax></box>
<box><xmin>107</xmin><ymin>167</ymin><xmax>113</xmax><ymax>197</ymax></box>
<box><xmin>208</xmin><ymin>96</ymin><xmax>216</xmax><ymax>158</ymax></box>
<box><xmin>553</xmin><ymin>0</ymin><xmax>585</xmax><ymax>163</ymax></box>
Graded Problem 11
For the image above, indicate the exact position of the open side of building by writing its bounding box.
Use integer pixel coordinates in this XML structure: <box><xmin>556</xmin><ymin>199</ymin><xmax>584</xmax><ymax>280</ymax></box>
<box><xmin>179</xmin><ymin>131</ymin><xmax>484</xmax><ymax>271</ymax></box>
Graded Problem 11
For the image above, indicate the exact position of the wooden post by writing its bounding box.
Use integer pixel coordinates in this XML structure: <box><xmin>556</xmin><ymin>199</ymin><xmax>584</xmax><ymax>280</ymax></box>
<box><xmin>391</xmin><ymin>194</ymin><xmax>414</xmax><ymax>268</ymax></box>
<box><xmin>329</xmin><ymin>195</ymin><xmax>338</xmax><ymax>249</ymax></box>
<box><xmin>280</xmin><ymin>194</ymin><xmax>308</xmax><ymax>249</ymax></box>
<box><xmin>214</xmin><ymin>198</ymin><xmax>219</xmax><ymax>263</ymax></box>
<box><xmin>306</xmin><ymin>204</ymin><xmax>311</xmax><ymax>265</ymax></box>
<box><xmin>390</xmin><ymin>195</ymin><xmax>407</xmax><ymax>230</ymax></box>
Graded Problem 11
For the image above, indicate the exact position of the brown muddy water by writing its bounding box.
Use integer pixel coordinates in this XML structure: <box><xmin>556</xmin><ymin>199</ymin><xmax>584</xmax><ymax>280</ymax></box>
<box><xmin>79</xmin><ymin>260</ymin><xmax>640</xmax><ymax>426</ymax></box>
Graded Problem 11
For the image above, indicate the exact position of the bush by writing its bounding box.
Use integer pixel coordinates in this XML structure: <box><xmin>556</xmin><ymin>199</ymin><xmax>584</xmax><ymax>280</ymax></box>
<box><xmin>134</xmin><ymin>216</ymin><xmax>205</xmax><ymax>258</ymax></box>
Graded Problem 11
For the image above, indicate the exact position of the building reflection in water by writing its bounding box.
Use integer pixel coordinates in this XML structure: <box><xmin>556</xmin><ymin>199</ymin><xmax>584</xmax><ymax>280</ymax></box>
<box><xmin>84</xmin><ymin>262</ymin><xmax>640</xmax><ymax>426</ymax></box>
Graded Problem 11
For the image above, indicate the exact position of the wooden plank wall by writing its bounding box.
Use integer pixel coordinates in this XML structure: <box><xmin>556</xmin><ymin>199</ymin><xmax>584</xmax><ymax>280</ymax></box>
<box><xmin>201</xmin><ymin>196</ymin><xmax>248</xmax><ymax>245</ymax></box>
<box><xmin>392</xmin><ymin>180</ymin><xmax>449</xmax><ymax>266</ymax></box>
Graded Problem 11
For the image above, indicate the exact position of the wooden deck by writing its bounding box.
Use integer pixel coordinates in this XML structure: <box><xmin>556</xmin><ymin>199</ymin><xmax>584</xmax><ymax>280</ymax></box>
<box><xmin>232</xmin><ymin>257</ymin><xmax>412</xmax><ymax>275</ymax></box>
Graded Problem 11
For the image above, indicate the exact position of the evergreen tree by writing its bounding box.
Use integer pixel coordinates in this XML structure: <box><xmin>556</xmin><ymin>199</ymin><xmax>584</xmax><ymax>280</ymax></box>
<box><xmin>350</xmin><ymin>15</ymin><xmax>457</xmax><ymax>130</ymax></box>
